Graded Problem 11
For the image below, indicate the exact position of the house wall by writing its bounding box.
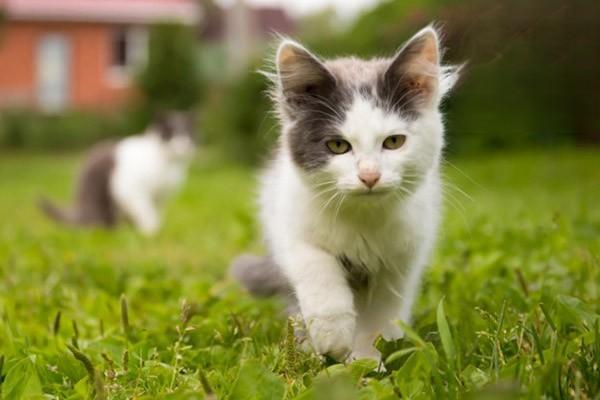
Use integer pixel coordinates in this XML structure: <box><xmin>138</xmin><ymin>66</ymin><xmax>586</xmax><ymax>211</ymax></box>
<box><xmin>0</xmin><ymin>20</ymin><xmax>133</xmax><ymax>110</ymax></box>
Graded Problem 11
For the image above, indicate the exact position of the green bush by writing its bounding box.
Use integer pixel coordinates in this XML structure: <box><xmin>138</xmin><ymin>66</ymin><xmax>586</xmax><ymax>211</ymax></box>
<box><xmin>202</xmin><ymin>65</ymin><xmax>277</xmax><ymax>165</ymax></box>
<box><xmin>0</xmin><ymin>109</ymin><xmax>138</xmax><ymax>149</ymax></box>
<box><xmin>201</xmin><ymin>0</ymin><xmax>597</xmax><ymax>165</ymax></box>
<box><xmin>137</xmin><ymin>22</ymin><xmax>204</xmax><ymax>114</ymax></box>
<box><xmin>300</xmin><ymin>0</ymin><xmax>599</xmax><ymax>154</ymax></box>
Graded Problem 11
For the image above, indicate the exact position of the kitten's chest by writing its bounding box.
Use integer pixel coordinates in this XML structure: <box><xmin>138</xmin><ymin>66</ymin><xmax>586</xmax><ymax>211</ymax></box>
<box><xmin>150</xmin><ymin>161</ymin><xmax>187</xmax><ymax>199</ymax></box>
<box><xmin>314</xmin><ymin>214</ymin><xmax>421</xmax><ymax>276</ymax></box>
<box><xmin>160</xmin><ymin>162</ymin><xmax>186</xmax><ymax>185</ymax></box>
<box><xmin>116</xmin><ymin>140</ymin><xmax>187</xmax><ymax>193</ymax></box>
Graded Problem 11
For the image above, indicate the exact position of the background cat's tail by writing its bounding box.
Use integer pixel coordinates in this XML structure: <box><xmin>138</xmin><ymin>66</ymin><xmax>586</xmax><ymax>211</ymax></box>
<box><xmin>230</xmin><ymin>254</ymin><xmax>292</xmax><ymax>297</ymax></box>
<box><xmin>38</xmin><ymin>197</ymin><xmax>78</xmax><ymax>225</ymax></box>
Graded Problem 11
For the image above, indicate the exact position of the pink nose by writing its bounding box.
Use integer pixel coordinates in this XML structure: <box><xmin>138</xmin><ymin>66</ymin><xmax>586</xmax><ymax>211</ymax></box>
<box><xmin>358</xmin><ymin>170</ymin><xmax>381</xmax><ymax>189</ymax></box>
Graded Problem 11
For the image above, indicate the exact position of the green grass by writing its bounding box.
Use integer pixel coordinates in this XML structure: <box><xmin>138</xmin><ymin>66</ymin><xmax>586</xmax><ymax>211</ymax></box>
<box><xmin>0</xmin><ymin>148</ymin><xmax>599</xmax><ymax>399</ymax></box>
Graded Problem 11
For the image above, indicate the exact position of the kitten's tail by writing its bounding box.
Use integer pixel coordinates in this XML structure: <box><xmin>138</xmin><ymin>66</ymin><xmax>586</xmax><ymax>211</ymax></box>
<box><xmin>38</xmin><ymin>197</ymin><xmax>79</xmax><ymax>225</ymax></box>
<box><xmin>230</xmin><ymin>254</ymin><xmax>298</xmax><ymax>314</ymax></box>
<box><xmin>229</xmin><ymin>254</ymin><xmax>292</xmax><ymax>297</ymax></box>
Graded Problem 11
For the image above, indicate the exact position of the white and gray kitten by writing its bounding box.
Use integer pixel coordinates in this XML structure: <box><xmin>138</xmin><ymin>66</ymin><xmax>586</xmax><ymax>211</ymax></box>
<box><xmin>232</xmin><ymin>26</ymin><xmax>460</xmax><ymax>360</ymax></box>
<box><xmin>40</xmin><ymin>111</ymin><xmax>196</xmax><ymax>235</ymax></box>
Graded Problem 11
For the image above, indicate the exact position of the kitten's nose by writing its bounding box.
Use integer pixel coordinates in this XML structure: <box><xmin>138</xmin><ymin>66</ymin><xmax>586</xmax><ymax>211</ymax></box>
<box><xmin>358</xmin><ymin>170</ymin><xmax>381</xmax><ymax>189</ymax></box>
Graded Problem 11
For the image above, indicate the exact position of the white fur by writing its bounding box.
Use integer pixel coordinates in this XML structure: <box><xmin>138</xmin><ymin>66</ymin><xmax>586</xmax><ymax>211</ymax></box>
<box><xmin>110</xmin><ymin>130</ymin><xmax>194</xmax><ymax>235</ymax></box>
<box><xmin>260</xmin><ymin>28</ymin><xmax>454</xmax><ymax>360</ymax></box>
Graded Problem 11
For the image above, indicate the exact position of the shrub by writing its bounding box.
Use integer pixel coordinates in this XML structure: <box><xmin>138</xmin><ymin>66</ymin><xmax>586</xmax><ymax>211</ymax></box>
<box><xmin>0</xmin><ymin>109</ymin><xmax>137</xmax><ymax>149</ymax></box>
<box><xmin>202</xmin><ymin>65</ymin><xmax>277</xmax><ymax>165</ymax></box>
<box><xmin>137</xmin><ymin>22</ymin><xmax>204</xmax><ymax>114</ymax></box>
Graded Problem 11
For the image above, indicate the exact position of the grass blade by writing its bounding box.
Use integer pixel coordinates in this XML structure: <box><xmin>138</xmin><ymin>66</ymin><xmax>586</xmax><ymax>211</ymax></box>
<box><xmin>120</xmin><ymin>294</ymin><xmax>130</xmax><ymax>338</ymax></box>
<box><xmin>395</xmin><ymin>319</ymin><xmax>426</xmax><ymax>348</ymax></box>
<box><xmin>437</xmin><ymin>298</ymin><xmax>457</xmax><ymax>368</ymax></box>
<box><xmin>67</xmin><ymin>345</ymin><xmax>107</xmax><ymax>400</ymax></box>
<box><xmin>52</xmin><ymin>311</ymin><xmax>61</xmax><ymax>336</ymax></box>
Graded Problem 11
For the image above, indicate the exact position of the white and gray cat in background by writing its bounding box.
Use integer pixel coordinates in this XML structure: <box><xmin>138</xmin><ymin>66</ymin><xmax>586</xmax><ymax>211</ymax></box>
<box><xmin>232</xmin><ymin>26</ymin><xmax>460</xmax><ymax>360</ymax></box>
<box><xmin>40</xmin><ymin>111</ymin><xmax>196</xmax><ymax>235</ymax></box>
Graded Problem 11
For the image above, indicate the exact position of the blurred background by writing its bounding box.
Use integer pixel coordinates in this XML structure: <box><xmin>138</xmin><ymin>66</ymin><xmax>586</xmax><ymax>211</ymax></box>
<box><xmin>0</xmin><ymin>0</ymin><xmax>598</xmax><ymax>162</ymax></box>
<box><xmin>0</xmin><ymin>3</ymin><xmax>599</xmax><ymax>397</ymax></box>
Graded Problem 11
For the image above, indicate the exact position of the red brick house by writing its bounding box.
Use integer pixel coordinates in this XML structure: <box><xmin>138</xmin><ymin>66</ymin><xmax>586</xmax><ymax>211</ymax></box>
<box><xmin>0</xmin><ymin>0</ymin><xmax>200</xmax><ymax>112</ymax></box>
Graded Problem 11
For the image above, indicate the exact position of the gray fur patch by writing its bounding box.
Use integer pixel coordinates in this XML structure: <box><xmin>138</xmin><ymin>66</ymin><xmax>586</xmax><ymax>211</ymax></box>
<box><xmin>230</xmin><ymin>254</ymin><xmax>299</xmax><ymax>315</ymax></box>
<box><xmin>286</xmin><ymin>82</ymin><xmax>353</xmax><ymax>170</ymax></box>
<box><xmin>41</xmin><ymin>141</ymin><xmax>117</xmax><ymax>227</ymax></box>
<box><xmin>73</xmin><ymin>141</ymin><xmax>118</xmax><ymax>225</ymax></box>
<box><xmin>230</xmin><ymin>254</ymin><xmax>291</xmax><ymax>297</ymax></box>
<box><xmin>154</xmin><ymin>111</ymin><xmax>196</xmax><ymax>142</ymax></box>
<box><xmin>338</xmin><ymin>255</ymin><xmax>370</xmax><ymax>292</ymax></box>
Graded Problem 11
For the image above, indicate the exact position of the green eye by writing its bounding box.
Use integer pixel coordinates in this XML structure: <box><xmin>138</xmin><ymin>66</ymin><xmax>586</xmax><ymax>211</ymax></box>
<box><xmin>326</xmin><ymin>139</ymin><xmax>351</xmax><ymax>154</ymax></box>
<box><xmin>383</xmin><ymin>134</ymin><xmax>407</xmax><ymax>150</ymax></box>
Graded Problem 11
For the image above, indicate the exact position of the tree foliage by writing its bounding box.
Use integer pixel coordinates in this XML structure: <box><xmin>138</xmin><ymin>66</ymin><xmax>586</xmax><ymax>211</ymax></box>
<box><xmin>138</xmin><ymin>22</ymin><xmax>204</xmax><ymax>113</ymax></box>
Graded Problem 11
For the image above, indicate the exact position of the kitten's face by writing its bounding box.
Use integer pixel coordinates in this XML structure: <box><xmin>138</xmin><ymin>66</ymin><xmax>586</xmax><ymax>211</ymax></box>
<box><xmin>274</xmin><ymin>27</ymin><xmax>457</xmax><ymax>200</ymax></box>
<box><xmin>317</xmin><ymin>92</ymin><xmax>442</xmax><ymax>198</ymax></box>
<box><xmin>153</xmin><ymin>111</ymin><xmax>196</xmax><ymax>158</ymax></box>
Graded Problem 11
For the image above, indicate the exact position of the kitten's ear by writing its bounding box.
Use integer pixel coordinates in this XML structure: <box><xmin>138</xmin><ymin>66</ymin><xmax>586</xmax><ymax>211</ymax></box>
<box><xmin>184</xmin><ymin>110</ymin><xmax>198</xmax><ymax>140</ymax></box>
<box><xmin>152</xmin><ymin>111</ymin><xmax>168</xmax><ymax>129</ymax></box>
<box><xmin>183</xmin><ymin>109</ymin><xmax>197</xmax><ymax>125</ymax></box>
<box><xmin>276</xmin><ymin>40</ymin><xmax>336</xmax><ymax>102</ymax></box>
<box><xmin>382</xmin><ymin>26</ymin><xmax>442</xmax><ymax>112</ymax></box>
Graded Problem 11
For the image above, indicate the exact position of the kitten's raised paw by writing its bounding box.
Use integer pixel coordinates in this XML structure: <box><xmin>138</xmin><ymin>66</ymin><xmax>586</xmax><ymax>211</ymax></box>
<box><xmin>307</xmin><ymin>312</ymin><xmax>355</xmax><ymax>361</ymax></box>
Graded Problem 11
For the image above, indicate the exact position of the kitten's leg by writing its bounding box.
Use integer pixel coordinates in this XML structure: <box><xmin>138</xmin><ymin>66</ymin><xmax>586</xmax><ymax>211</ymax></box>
<box><xmin>351</xmin><ymin>287</ymin><xmax>401</xmax><ymax>360</ymax></box>
<box><xmin>282</xmin><ymin>242</ymin><xmax>356</xmax><ymax>360</ymax></box>
<box><xmin>357</xmin><ymin>263</ymin><xmax>428</xmax><ymax>358</ymax></box>
<box><xmin>121</xmin><ymin>194</ymin><xmax>160</xmax><ymax>235</ymax></box>
<box><xmin>351</xmin><ymin>331</ymin><xmax>382</xmax><ymax>360</ymax></box>
<box><xmin>351</xmin><ymin>267</ymin><xmax>424</xmax><ymax>360</ymax></box>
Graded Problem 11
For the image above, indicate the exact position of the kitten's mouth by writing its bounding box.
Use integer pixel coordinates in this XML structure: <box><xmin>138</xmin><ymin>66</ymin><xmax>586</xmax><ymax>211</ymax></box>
<box><xmin>349</xmin><ymin>187</ymin><xmax>392</xmax><ymax>197</ymax></box>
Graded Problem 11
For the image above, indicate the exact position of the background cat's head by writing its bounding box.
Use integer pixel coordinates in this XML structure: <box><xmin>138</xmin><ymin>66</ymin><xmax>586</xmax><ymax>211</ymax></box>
<box><xmin>271</xmin><ymin>26</ymin><xmax>460</xmax><ymax>201</ymax></box>
<box><xmin>152</xmin><ymin>110</ymin><xmax>197</xmax><ymax>159</ymax></box>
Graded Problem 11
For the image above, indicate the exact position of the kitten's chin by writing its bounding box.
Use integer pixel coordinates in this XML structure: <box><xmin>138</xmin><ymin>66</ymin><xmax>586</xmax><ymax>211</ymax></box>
<box><xmin>171</xmin><ymin>147</ymin><xmax>196</xmax><ymax>160</ymax></box>
<box><xmin>345</xmin><ymin>187</ymin><xmax>395</xmax><ymax>198</ymax></box>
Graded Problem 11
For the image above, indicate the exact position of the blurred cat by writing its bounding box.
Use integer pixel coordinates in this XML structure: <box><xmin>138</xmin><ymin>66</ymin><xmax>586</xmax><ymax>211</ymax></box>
<box><xmin>40</xmin><ymin>111</ymin><xmax>196</xmax><ymax>235</ymax></box>
<box><xmin>231</xmin><ymin>26</ymin><xmax>461</xmax><ymax>360</ymax></box>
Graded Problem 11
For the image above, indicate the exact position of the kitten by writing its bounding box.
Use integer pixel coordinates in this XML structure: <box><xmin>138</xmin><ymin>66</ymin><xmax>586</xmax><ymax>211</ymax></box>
<box><xmin>40</xmin><ymin>111</ymin><xmax>196</xmax><ymax>235</ymax></box>
<box><xmin>231</xmin><ymin>26</ymin><xmax>460</xmax><ymax>360</ymax></box>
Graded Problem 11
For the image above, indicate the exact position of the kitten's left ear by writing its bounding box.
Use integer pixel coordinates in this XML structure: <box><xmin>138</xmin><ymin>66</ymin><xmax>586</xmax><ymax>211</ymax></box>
<box><xmin>153</xmin><ymin>110</ymin><xmax>169</xmax><ymax>129</ymax></box>
<box><xmin>382</xmin><ymin>26</ymin><xmax>444</xmax><ymax>112</ymax></box>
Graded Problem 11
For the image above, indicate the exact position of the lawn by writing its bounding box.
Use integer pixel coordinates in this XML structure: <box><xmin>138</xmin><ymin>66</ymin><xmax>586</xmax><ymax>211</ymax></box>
<box><xmin>0</xmin><ymin>148</ymin><xmax>599</xmax><ymax>399</ymax></box>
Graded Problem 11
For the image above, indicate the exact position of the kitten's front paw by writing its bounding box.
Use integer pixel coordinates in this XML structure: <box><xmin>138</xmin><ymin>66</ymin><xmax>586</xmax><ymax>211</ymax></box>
<box><xmin>307</xmin><ymin>312</ymin><xmax>355</xmax><ymax>361</ymax></box>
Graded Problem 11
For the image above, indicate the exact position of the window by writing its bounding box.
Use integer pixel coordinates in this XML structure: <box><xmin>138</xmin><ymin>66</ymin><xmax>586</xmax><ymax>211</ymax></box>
<box><xmin>108</xmin><ymin>27</ymin><xmax>147</xmax><ymax>87</ymax></box>
<box><xmin>111</xmin><ymin>28</ymin><xmax>129</xmax><ymax>68</ymax></box>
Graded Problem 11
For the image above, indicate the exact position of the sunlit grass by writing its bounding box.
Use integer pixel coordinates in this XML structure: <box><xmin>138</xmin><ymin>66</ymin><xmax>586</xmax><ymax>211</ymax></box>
<box><xmin>0</xmin><ymin>148</ymin><xmax>598</xmax><ymax>398</ymax></box>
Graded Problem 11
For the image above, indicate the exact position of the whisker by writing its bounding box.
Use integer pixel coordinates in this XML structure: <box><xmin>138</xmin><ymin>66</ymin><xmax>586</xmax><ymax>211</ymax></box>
<box><xmin>308</xmin><ymin>186</ymin><xmax>337</xmax><ymax>204</ymax></box>
<box><xmin>442</xmin><ymin>180</ymin><xmax>474</xmax><ymax>202</ymax></box>
<box><xmin>333</xmin><ymin>193</ymin><xmax>346</xmax><ymax>226</ymax></box>
<box><xmin>441</xmin><ymin>188</ymin><xmax>472</xmax><ymax>233</ymax></box>
<box><xmin>317</xmin><ymin>191</ymin><xmax>341</xmax><ymax>218</ymax></box>
<box><xmin>311</xmin><ymin>179</ymin><xmax>337</xmax><ymax>189</ymax></box>
<box><xmin>442</xmin><ymin>159</ymin><xmax>487</xmax><ymax>192</ymax></box>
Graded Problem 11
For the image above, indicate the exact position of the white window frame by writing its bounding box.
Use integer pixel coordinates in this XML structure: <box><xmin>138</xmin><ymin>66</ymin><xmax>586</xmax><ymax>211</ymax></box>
<box><xmin>107</xmin><ymin>26</ymin><xmax>148</xmax><ymax>88</ymax></box>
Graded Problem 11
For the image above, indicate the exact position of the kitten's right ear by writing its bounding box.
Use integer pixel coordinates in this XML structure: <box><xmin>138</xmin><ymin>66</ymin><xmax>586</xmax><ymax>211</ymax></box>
<box><xmin>382</xmin><ymin>26</ymin><xmax>444</xmax><ymax>112</ymax></box>
<box><xmin>276</xmin><ymin>40</ymin><xmax>336</xmax><ymax>101</ymax></box>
